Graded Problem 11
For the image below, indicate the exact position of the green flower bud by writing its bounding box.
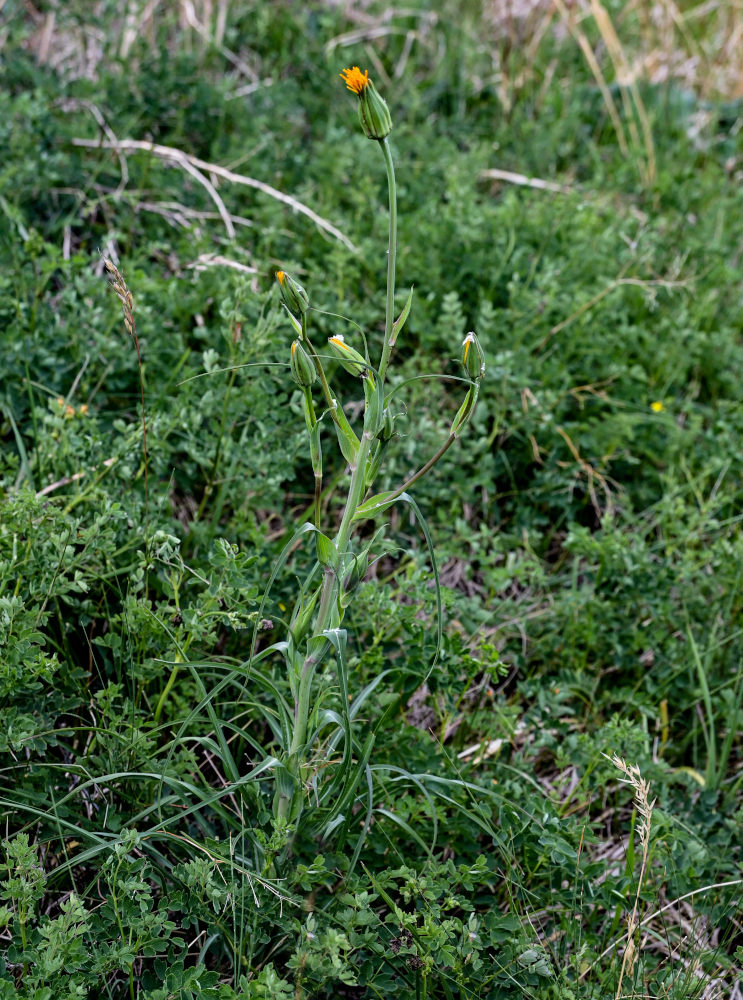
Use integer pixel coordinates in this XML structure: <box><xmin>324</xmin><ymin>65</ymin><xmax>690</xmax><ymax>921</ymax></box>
<box><xmin>340</xmin><ymin>67</ymin><xmax>392</xmax><ymax>141</ymax></box>
<box><xmin>290</xmin><ymin>339</ymin><xmax>316</xmax><ymax>388</ymax></box>
<box><xmin>315</xmin><ymin>531</ymin><xmax>338</xmax><ymax>570</ymax></box>
<box><xmin>461</xmin><ymin>332</ymin><xmax>485</xmax><ymax>382</ymax></box>
<box><xmin>333</xmin><ymin>399</ymin><xmax>360</xmax><ymax>464</ymax></box>
<box><xmin>341</xmin><ymin>551</ymin><xmax>368</xmax><ymax>606</ymax></box>
<box><xmin>276</xmin><ymin>270</ymin><xmax>309</xmax><ymax>317</ymax></box>
<box><xmin>378</xmin><ymin>407</ymin><xmax>396</xmax><ymax>442</ymax></box>
<box><xmin>327</xmin><ymin>335</ymin><xmax>374</xmax><ymax>384</ymax></box>
<box><xmin>289</xmin><ymin>589</ymin><xmax>319</xmax><ymax>647</ymax></box>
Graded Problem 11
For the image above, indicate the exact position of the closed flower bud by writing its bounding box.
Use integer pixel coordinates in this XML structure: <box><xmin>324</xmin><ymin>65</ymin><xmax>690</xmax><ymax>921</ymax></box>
<box><xmin>340</xmin><ymin>67</ymin><xmax>392</xmax><ymax>141</ymax></box>
<box><xmin>379</xmin><ymin>406</ymin><xmax>396</xmax><ymax>442</ymax></box>
<box><xmin>341</xmin><ymin>551</ymin><xmax>368</xmax><ymax>607</ymax></box>
<box><xmin>276</xmin><ymin>270</ymin><xmax>309</xmax><ymax>317</ymax></box>
<box><xmin>290</xmin><ymin>339</ymin><xmax>316</xmax><ymax>388</ymax></box>
<box><xmin>461</xmin><ymin>332</ymin><xmax>485</xmax><ymax>382</ymax></box>
<box><xmin>315</xmin><ymin>531</ymin><xmax>338</xmax><ymax>570</ymax></box>
<box><xmin>328</xmin><ymin>334</ymin><xmax>374</xmax><ymax>384</ymax></box>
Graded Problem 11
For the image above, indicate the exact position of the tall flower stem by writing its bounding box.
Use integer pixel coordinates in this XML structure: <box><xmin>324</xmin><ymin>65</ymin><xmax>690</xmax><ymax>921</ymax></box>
<box><xmin>285</xmin><ymin>430</ymin><xmax>374</xmax><ymax>741</ymax></box>
<box><xmin>277</xmin><ymin>131</ymin><xmax>399</xmax><ymax>824</ymax></box>
<box><xmin>278</xmin><ymin>426</ymin><xmax>375</xmax><ymax>823</ymax></box>
<box><xmin>379</xmin><ymin>136</ymin><xmax>397</xmax><ymax>382</ymax></box>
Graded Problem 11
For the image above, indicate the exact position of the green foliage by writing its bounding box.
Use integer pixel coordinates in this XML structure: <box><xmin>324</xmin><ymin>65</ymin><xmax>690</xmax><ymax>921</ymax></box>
<box><xmin>0</xmin><ymin>0</ymin><xmax>741</xmax><ymax>997</ymax></box>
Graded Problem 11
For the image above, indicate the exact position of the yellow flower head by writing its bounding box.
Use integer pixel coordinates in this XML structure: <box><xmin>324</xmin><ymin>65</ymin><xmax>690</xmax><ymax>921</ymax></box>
<box><xmin>340</xmin><ymin>66</ymin><xmax>392</xmax><ymax>140</ymax></box>
<box><xmin>340</xmin><ymin>66</ymin><xmax>369</xmax><ymax>95</ymax></box>
<box><xmin>650</xmin><ymin>401</ymin><xmax>664</xmax><ymax>413</ymax></box>
<box><xmin>276</xmin><ymin>270</ymin><xmax>285</xmax><ymax>285</ymax></box>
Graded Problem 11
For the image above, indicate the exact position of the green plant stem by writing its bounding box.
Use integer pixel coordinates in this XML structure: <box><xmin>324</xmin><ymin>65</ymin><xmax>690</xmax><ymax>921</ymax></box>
<box><xmin>313</xmin><ymin>472</ymin><xmax>322</xmax><ymax>527</ymax></box>
<box><xmin>291</xmin><ymin>429</ymin><xmax>374</xmax><ymax>749</ymax></box>
<box><xmin>394</xmin><ymin>432</ymin><xmax>457</xmax><ymax>496</ymax></box>
<box><xmin>379</xmin><ymin>137</ymin><xmax>397</xmax><ymax>381</ymax></box>
<box><xmin>302</xmin><ymin>387</ymin><xmax>322</xmax><ymax>527</ymax></box>
<box><xmin>335</xmin><ymin>430</ymin><xmax>375</xmax><ymax>554</ymax></box>
<box><xmin>154</xmin><ymin>651</ymin><xmax>183</xmax><ymax>725</ymax></box>
<box><xmin>279</xmin><ymin>430</ymin><xmax>375</xmax><ymax>819</ymax></box>
<box><xmin>302</xmin><ymin>316</ymin><xmax>335</xmax><ymax>416</ymax></box>
<box><xmin>302</xmin><ymin>322</ymin><xmax>359</xmax><ymax>458</ymax></box>
<box><xmin>278</xmin><ymin>137</ymin><xmax>395</xmax><ymax>821</ymax></box>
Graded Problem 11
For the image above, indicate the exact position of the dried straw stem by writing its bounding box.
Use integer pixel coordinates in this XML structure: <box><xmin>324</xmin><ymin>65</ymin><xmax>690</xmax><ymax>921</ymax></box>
<box><xmin>605</xmin><ymin>753</ymin><xmax>656</xmax><ymax>999</ymax></box>
<box><xmin>73</xmin><ymin>137</ymin><xmax>357</xmax><ymax>252</ymax></box>
<box><xmin>104</xmin><ymin>259</ymin><xmax>150</xmax><ymax>553</ymax></box>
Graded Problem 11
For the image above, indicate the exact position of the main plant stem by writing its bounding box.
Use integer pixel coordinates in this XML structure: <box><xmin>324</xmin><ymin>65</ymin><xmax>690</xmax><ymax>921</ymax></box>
<box><xmin>285</xmin><ymin>430</ymin><xmax>374</xmax><ymax>760</ymax></box>
<box><xmin>277</xmin><ymin>135</ymin><xmax>397</xmax><ymax>824</ymax></box>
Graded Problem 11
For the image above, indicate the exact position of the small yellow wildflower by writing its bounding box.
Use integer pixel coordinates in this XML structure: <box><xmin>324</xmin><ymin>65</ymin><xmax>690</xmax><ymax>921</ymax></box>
<box><xmin>340</xmin><ymin>66</ymin><xmax>369</xmax><ymax>95</ymax></box>
<box><xmin>340</xmin><ymin>66</ymin><xmax>392</xmax><ymax>140</ymax></box>
<box><xmin>650</xmin><ymin>401</ymin><xmax>664</xmax><ymax>413</ymax></box>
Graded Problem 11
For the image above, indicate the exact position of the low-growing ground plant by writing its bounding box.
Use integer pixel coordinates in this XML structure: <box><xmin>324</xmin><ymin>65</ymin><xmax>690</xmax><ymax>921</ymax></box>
<box><xmin>1</xmin><ymin>1</ymin><xmax>742</xmax><ymax>997</ymax></box>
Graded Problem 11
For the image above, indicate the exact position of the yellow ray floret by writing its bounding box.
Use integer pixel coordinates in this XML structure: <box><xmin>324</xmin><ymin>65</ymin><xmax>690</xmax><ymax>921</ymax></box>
<box><xmin>340</xmin><ymin>66</ymin><xmax>369</xmax><ymax>94</ymax></box>
<box><xmin>463</xmin><ymin>335</ymin><xmax>472</xmax><ymax>366</ymax></box>
<box><xmin>329</xmin><ymin>335</ymin><xmax>351</xmax><ymax>352</ymax></box>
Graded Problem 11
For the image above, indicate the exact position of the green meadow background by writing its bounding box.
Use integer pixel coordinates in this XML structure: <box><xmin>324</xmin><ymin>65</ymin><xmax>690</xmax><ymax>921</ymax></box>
<box><xmin>1</xmin><ymin>1</ymin><xmax>742</xmax><ymax>997</ymax></box>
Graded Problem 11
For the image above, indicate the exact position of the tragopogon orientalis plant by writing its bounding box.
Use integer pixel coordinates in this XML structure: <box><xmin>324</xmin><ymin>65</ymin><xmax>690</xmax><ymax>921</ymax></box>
<box><xmin>264</xmin><ymin>67</ymin><xmax>485</xmax><ymax>830</ymax></box>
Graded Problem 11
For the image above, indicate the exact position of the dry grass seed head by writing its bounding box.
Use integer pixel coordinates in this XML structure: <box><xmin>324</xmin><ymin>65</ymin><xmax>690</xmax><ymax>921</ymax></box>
<box><xmin>104</xmin><ymin>259</ymin><xmax>135</xmax><ymax>338</ymax></box>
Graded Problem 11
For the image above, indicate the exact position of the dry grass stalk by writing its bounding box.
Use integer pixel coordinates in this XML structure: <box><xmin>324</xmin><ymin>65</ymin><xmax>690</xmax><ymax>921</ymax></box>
<box><xmin>36</xmin><ymin>458</ymin><xmax>117</xmax><ymax>499</ymax></box>
<box><xmin>551</xmin><ymin>0</ymin><xmax>655</xmax><ymax>185</ymax></box>
<box><xmin>72</xmin><ymin>137</ymin><xmax>358</xmax><ymax>252</ymax></box>
<box><xmin>480</xmin><ymin>167</ymin><xmax>571</xmax><ymax>193</ymax></box>
<box><xmin>587</xmin><ymin>0</ymin><xmax>656</xmax><ymax>185</ymax></box>
<box><xmin>104</xmin><ymin>260</ymin><xmax>150</xmax><ymax>545</ymax></box>
<box><xmin>552</xmin><ymin>0</ymin><xmax>630</xmax><ymax>155</ymax></box>
<box><xmin>605</xmin><ymin>753</ymin><xmax>656</xmax><ymax>1000</ymax></box>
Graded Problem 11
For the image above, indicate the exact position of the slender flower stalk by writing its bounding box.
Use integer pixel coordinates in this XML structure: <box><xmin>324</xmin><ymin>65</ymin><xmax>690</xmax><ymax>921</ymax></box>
<box><xmin>379</xmin><ymin>137</ymin><xmax>397</xmax><ymax>381</ymax></box>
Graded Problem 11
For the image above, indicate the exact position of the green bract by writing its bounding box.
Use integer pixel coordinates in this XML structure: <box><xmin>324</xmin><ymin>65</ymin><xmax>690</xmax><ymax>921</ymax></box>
<box><xmin>327</xmin><ymin>334</ymin><xmax>373</xmax><ymax>382</ymax></box>
<box><xmin>276</xmin><ymin>270</ymin><xmax>309</xmax><ymax>317</ymax></box>
<box><xmin>357</xmin><ymin>78</ymin><xmax>392</xmax><ymax>141</ymax></box>
<box><xmin>461</xmin><ymin>331</ymin><xmax>485</xmax><ymax>381</ymax></box>
<box><xmin>290</xmin><ymin>339</ymin><xmax>316</xmax><ymax>387</ymax></box>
